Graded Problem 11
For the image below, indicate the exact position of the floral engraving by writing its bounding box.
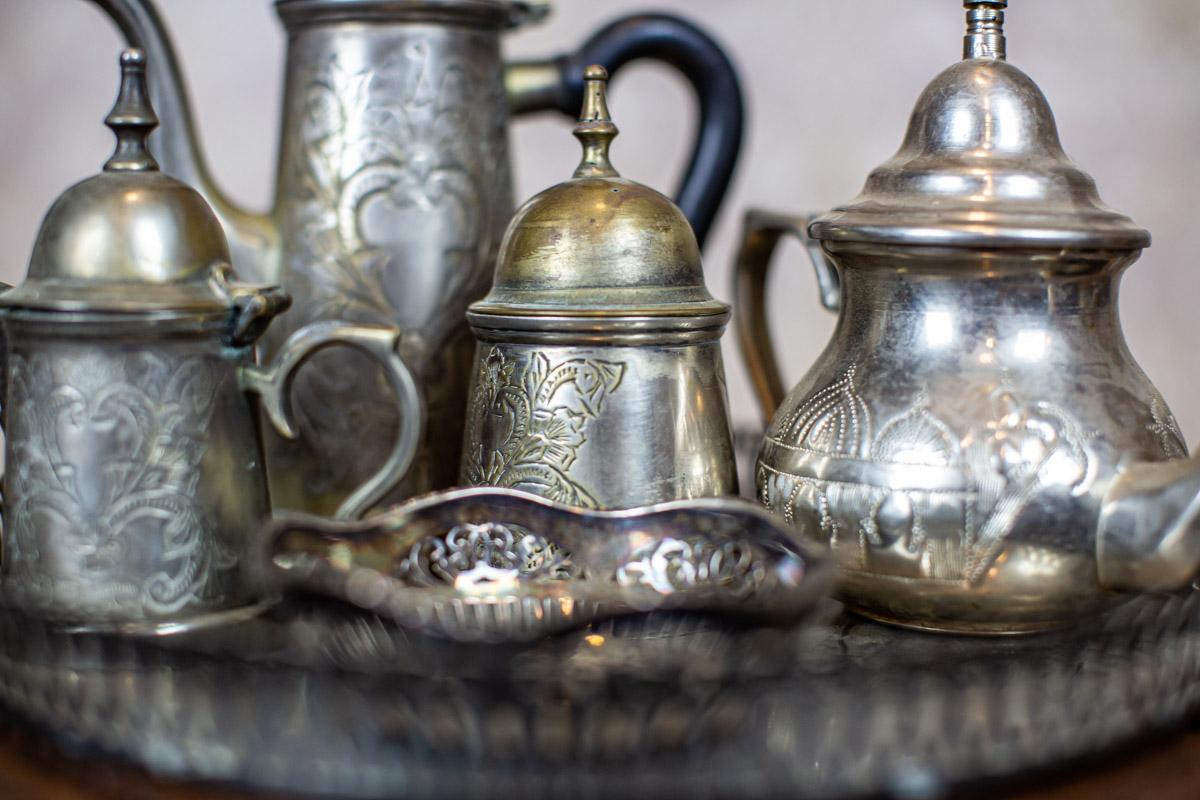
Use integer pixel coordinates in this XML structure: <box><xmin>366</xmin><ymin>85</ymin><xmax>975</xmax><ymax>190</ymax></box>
<box><xmin>616</xmin><ymin>537</ymin><xmax>768</xmax><ymax>598</ymax></box>
<box><xmin>4</xmin><ymin>352</ymin><xmax>236</xmax><ymax>616</ymax></box>
<box><xmin>463</xmin><ymin>348</ymin><xmax>625</xmax><ymax>508</ymax></box>
<box><xmin>268</xmin><ymin>37</ymin><xmax>514</xmax><ymax>499</ymax></box>
<box><xmin>763</xmin><ymin>374</ymin><xmax>1093</xmax><ymax>584</ymax></box>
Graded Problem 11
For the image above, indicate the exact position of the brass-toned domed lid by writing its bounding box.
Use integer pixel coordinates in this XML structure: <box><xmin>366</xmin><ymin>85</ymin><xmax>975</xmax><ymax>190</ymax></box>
<box><xmin>810</xmin><ymin>1</ymin><xmax>1149</xmax><ymax>251</ymax></box>
<box><xmin>1</xmin><ymin>49</ymin><xmax>237</xmax><ymax>314</ymax></box>
<box><xmin>469</xmin><ymin>66</ymin><xmax>727</xmax><ymax>323</ymax></box>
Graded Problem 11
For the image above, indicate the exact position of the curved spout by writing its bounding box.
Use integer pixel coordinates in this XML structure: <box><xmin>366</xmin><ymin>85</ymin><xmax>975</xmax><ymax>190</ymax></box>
<box><xmin>86</xmin><ymin>0</ymin><xmax>279</xmax><ymax>283</ymax></box>
<box><xmin>1097</xmin><ymin>455</ymin><xmax>1200</xmax><ymax>592</ymax></box>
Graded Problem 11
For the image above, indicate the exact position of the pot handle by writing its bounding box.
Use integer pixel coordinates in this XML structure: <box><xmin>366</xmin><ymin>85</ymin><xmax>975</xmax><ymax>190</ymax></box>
<box><xmin>732</xmin><ymin>209</ymin><xmax>840</xmax><ymax>424</ymax></box>
<box><xmin>506</xmin><ymin>13</ymin><xmax>743</xmax><ymax>248</ymax></box>
<box><xmin>240</xmin><ymin>322</ymin><xmax>424</xmax><ymax>521</ymax></box>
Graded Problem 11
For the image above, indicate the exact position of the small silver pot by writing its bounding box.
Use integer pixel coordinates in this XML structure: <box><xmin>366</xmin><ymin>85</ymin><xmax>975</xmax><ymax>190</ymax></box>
<box><xmin>0</xmin><ymin>51</ymin><xmax>422</xmax><ymax>628</ymax></box>
<box><xmin>459</xmin><ymin>68</ymin><xmax>736</xmax><ymax>509</ymax></box>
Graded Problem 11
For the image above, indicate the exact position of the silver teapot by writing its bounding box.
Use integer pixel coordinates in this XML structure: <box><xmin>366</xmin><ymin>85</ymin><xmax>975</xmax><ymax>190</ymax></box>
<box><xmin>88</xmin><ymin>0</ymin><xmax>744</xmax><ymax>516</ymax></box>
<box><xmin>461</xmin><ymin>67</ymin><xmax>737</xmax><ymax>508</ymax></box>
<box><xmin>735</xmin><ymin>1</ymin><xmax>1200</xmax><ymax>633</ymax></box>
<box><xmin>0</xmin><ymin>51</ymin><xmax>422</xmax><ymax>628</ymax></box>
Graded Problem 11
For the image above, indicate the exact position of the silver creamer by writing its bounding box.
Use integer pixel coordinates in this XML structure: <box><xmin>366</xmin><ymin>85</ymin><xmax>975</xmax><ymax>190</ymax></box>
<box><xmin>0</xmin><ymin>51</ymin><xmax>422</xmax><ymax>628</ymax></box>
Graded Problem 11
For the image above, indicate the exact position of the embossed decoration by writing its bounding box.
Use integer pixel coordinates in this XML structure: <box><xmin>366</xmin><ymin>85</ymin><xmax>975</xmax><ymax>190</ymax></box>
<box><xmin>1148</xmin><ymin>397</ymin><xmax>1188</xmax><ymax>459</ymax></box>
<box><xmin>616</xmin><ymin>537</ymin><xmax>768</xmax><ymax>598</ymax></box>
<box><xmin>763</xmin><ymin>373</ymin><xmax>1094</xmax><ymax>584</ymax></box>
<box><xmin>776</xmin><ymin>365</ymin><xmax>871</xmax><ymax>456</ymax></box>
<box><xmin>395</xmin><ymin>522</ymin><xmax>577</xmax><ymax>589</ymax></box>
<box><xmin>463</xmin><ymin>348</ymin><xmax>625</xmax><ymax>507</ymax></box>
<box><xmin>870</xmin><ymin>399</ymin><xmax>961</xmax><ymax>467</ymax></box>
<box><xmin>4</xmin><ymin>352</ymin><xmax>236</xmax><ymax>616</ymax></box>
<box><xmin>275</xmin><ymin>41</ymin><xmax>513</xmax><ymax>496</ymax></box>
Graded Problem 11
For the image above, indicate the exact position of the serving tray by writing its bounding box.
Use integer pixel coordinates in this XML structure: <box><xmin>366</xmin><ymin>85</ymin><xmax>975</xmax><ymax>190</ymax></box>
<box><xmin>0</xmin><ymin>590</ymin><xmax>1198</xmax><ymax>799</ymax></box>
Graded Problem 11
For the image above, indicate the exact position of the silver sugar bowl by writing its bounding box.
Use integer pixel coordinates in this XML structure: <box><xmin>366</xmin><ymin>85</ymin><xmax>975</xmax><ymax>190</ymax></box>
<box><xmin>0</xmin><ymin>50</ymin><xmax>423</xmax><ymax>628</ymax></box>
<box><xmin>736</xmin><ymin>1</ymin><xmax>1200</xmax><ymax>633</ymax></box>
<box><xmin>461</xmin><ymin>67</ymin><xmax>737</xmax><ymax>508</ymax></box>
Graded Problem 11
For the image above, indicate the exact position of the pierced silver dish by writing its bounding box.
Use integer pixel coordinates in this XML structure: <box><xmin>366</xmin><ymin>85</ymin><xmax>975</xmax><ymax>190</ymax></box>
<box><xmin>261</xmin><ymin>487</ymin><xmax>834</xmax><ymax>642</ymax></box>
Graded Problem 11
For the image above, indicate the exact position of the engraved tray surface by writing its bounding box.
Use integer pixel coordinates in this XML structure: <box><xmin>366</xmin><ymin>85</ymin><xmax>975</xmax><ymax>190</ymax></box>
<box><xmin>1</xmin><ymin>590</ymin><xmax>1198</xmax><ymax>799</ymax></box>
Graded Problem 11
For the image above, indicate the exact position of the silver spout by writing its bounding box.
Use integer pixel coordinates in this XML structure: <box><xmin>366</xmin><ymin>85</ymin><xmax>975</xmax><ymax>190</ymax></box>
<box><xmin>964</xmin><ymin>0</ymin><xmax>1007</xmax><ymax>61</ymax></box>
<box><xmin>1097</xmin><ymin>456</ymin><xmax>1200</xmax><ymax>593</ymax></box>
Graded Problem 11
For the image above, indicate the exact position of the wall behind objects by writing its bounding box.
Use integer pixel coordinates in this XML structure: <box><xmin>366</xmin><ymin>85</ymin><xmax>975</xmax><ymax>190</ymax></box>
<box><xmin>3</xmin><ymin>1</ymin><xmax>1200</xmax><ymax>442</ymax></box>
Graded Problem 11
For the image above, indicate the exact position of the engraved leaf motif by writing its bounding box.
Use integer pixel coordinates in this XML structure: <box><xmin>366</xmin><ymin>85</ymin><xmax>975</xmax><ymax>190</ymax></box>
<box><xmin>5</xmin><ymin>353</ymin><xmax>231</xmax><ymax>616</ymax></box>
<box><xmin>464</xmin><ymin>348</ymin><xmax>625</xmax><ymax>509</ymax></box>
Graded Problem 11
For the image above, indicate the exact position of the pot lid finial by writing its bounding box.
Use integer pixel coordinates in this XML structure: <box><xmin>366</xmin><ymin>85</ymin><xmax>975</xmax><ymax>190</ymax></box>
<box><xmin>964</xmin><ymin>0</ymin><xmax>1006</xmax><ymax>60</ymax></box>
<box><xmin>103</xmin><ymin>49</ymin><xmax>160</xmax><ymax>172</ymax></box>
<box><xmin>573</xmin><ymin>65</ymin><xmax>619</xmax><ymax>179</ymax></box>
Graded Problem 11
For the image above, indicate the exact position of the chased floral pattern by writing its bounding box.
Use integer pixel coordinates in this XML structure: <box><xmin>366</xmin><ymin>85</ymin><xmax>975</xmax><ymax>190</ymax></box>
<box><xmin>762</xmin><ymin>374</ymin><xmax>1094</xmax><ymax>584</ymax></box>
<box><xmin>266</xmin><ymin>34</ymin><xmax>514</xmax><ymax>504</ymax></box>
<box><xmin>463</xmin><ymin>348</ymin><xmax>625</xmax><ymax>508</ymax></box>
<box><xmin>3</xmin><ymin>352</ymin><xmax>236</xmax><ymax>617</ymax></box>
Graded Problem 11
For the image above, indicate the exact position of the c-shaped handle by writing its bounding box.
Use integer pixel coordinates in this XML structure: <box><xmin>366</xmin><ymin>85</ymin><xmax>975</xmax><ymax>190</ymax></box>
<box><xmin>240</xmin><ymin>321</ymin><xmax>424</xmax><ymax>521</ymax></box>
<box><xmin>732</xmin><ymin>209</ymin><xmax>841</xmax><ymax>424</ymax></box>
<box><xmin>506</xmin><ymin>13</ymin><xmax>743</xmax><ymax>248</ymax></box>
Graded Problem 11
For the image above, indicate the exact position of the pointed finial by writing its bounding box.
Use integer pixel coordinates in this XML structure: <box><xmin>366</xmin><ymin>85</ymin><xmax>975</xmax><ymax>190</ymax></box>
<box><xmin>964</xmin><ymin>1</ymin><xmax>1007</xmax><ymax>61</ymax></box>
<box><xmin>104</xmin><ymin>49</ymin><xmax>160</xmax><ymax>172</ymax></box>
<box><xmin>572</xmin><ymin>65</ymin><xmax>619</xmax><ymax>179</ymax></box>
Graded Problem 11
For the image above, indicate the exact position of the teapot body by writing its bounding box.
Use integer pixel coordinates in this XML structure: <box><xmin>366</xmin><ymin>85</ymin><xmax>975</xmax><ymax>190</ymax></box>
<box><xmin>262</xmin><ymin>5</ymin><xmax>517</xmax><ymax>514</ymax></box>
<box><xmin>755</xmin><ymin>247</ymin><xmax>1186</xmax><ymax>632</ymax></box>
<box><xmin>0</xmin><ymin>312</ymin><xmax>269</xmax><ymax>624</ymax></box>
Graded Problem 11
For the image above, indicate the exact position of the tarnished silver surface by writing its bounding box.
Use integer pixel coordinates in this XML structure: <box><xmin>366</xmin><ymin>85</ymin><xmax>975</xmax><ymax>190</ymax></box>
<box><xmin>86</xmin><ymin>0</ymin><xmax>742</xmax><ymax>519</ymax></box>
<box><xmin>263</xmin><ymin>487</ymin><xmax>831</xmax><ymax>641</ymax></box>
<box><xmin>734</xmin><ymin>1</ymin><xmax>1200</xmax><ymax>633</ymax></box>
<box><xmin>462</xmin><ymin>68</ymin><xmax>737</xmax><ymax>508</ymax></box>
<box><xmin>0</xmin><ymin>51</ymin><xmax>423</xmax><ymax>626</ymax></box>
<box><xmin>84</xmin><ymin>0</ymin><xmax>531</xmax><ymax>514</ymax></box>
<box><xmin>0</xmin><ymin>591</ymin><xmax>1198</xmax><ymax>798</ymax></box>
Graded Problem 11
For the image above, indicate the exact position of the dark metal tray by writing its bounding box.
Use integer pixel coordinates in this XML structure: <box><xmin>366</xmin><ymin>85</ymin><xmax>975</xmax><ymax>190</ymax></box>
<box><xmin>1</xmin><ymin>590</ymin><xmax>1198</xmax><ymax>799</ymax></box>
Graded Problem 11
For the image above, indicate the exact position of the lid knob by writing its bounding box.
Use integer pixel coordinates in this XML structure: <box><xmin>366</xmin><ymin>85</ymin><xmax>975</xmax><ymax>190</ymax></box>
<box><xmin>104</xmin><ymin>48</ymin><xmax>160</xmax><ymax>172</ymax></box>
<box><xmin>964</xmin><ymin>0</ymin><xmax>1006</xmax><ymax>61</ymax></box>
<box><xmin>573</xmin><ymin>65</ymin><xmax>619</xmax><ymax>179</ymax></box>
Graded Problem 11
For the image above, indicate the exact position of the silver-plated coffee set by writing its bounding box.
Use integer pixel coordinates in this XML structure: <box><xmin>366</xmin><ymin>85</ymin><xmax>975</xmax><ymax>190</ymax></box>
<box><xmin>4</xmin><ymin>0</ymin><xmax>1197</xmax><ymax>639</ymax></box>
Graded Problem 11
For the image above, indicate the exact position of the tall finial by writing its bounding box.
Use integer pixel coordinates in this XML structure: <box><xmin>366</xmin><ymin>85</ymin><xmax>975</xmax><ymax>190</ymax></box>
<box><xmin>104</xmin><ymin>49</ymin><xmax>160</xmax><ymax>172</ymax></box>
<box><xmin>963</xmin><ymin>0</ymin><xmax>1007</xmax><ymax>61</ymax></box>
<box><xmin>572</xmin><ymin>65</ymin><xmax>619</xmax><ymax>179</ymax></box>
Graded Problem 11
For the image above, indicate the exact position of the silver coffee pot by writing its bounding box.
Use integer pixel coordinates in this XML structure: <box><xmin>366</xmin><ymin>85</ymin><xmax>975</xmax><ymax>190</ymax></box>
<box><xmin>461</xmin><ymin>67</ymin><xmax>737</xmax><ymax>509</ymax></box>
<box><xmin>87</xmin><ymin>0</ymin><xmax>744</xmax><ymax>517</ymax></box>
<box><xmin>0</xmin><ymin>51</ymin><xmax>422</xmax><ymax>628</ymax></box>
<box><xmin>735</xmin><ymin>1</ymin><xmax>1200</xmax><ymax>633</ymax></box>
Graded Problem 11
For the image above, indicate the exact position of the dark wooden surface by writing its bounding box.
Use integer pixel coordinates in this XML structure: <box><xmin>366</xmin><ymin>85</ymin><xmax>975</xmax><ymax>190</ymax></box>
<box><xmin>1</xmin><ymin>719</ymin><xmax>1198</xmax><ymax>800</ymax></box>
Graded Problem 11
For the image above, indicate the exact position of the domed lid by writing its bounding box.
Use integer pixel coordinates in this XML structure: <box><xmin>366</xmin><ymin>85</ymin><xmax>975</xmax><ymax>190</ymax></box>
<box><xmin>469</xmin><ymin>66</ymin><xmax>727</xmax><ymax>323</ymax></box>
<box><xmin>1</xmin><ymin>49</ymin><xmax>239</xmax><ymax>314</ymax></box>
<box><xmin>809</xmin><ymin>1</ymin><xmax>1149</xmax><ymax>251</ymax></box>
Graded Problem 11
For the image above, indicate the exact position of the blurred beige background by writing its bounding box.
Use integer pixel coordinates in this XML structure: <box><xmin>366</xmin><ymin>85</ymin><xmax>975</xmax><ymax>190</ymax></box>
<box><xmin>3</xmin><ymin>1</ymin><xmax>1199</xmax><ymax>441</ymax></box>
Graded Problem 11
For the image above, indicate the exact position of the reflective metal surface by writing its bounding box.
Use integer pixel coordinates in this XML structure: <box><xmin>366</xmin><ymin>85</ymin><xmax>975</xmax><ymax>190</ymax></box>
<box><xmin>0</xmin><ymin>51</ymin><xmax>423</xmax><ymax>626</ymax></box>
<box><xmin>88</xmin><ymin>0</ymin><xmax>744</xmax><ymax>517</ymax></box>
<box><xmin>1</xmin><ymin>590</ymin><xmax>1198</xmax><ymax>798</ymax></box>
<box><xmin>263</xmin><ymin>487</ymin><xmax>832</xmax><ymax>641</ymax></box>
<box><xmin>462</xmin><ymin>67</ymin><xmax>737</xmax><ymax>508</ymax></box>
<box><xmin>735</xmin><ymin>1</ymin><xmax>1200</xmax><ymax>633</ymax></box>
